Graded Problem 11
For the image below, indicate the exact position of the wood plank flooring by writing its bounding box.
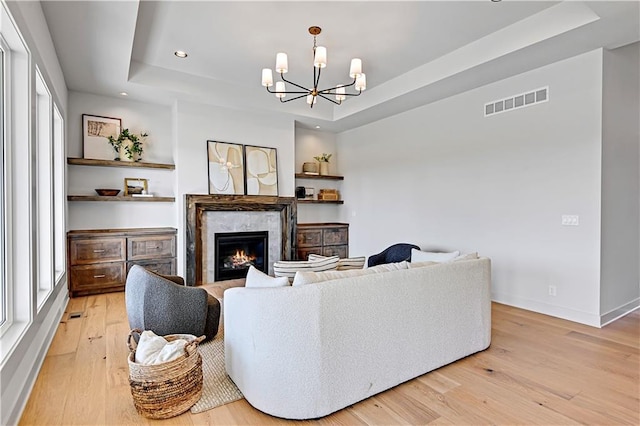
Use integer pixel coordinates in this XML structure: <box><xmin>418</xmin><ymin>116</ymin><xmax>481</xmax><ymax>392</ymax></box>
<box><xmin>19</xmin><ymin>291</ymin><xmax>639</xmax><ymax>425</ymax></box>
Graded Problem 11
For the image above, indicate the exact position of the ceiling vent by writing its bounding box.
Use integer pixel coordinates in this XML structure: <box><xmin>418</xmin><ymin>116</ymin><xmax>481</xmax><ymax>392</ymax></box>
<box><xmin>484</xmin><ymin>86</ymin><xmax>548</xmax><ymax>117</ymax></box>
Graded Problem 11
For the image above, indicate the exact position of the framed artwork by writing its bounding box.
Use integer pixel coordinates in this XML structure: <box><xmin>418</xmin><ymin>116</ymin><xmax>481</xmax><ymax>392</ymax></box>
<box><xmin>82</xmin><ymin>114</ymin><xmax>121</xmax><ymax>160</ymax></box>
<box><xmin>245</xmin><ymin>145</ymin><xmax>278</xmax><ymax>196</ymax></box>
<box><xmin>207</xmin><ymin>141</ymin><xmax>245</xmax><ymax>195</ymax></box>
<box><xmin>124</xmin><ymin>177</ymin><xmax>148</xmax><ymax>196</ymax></box>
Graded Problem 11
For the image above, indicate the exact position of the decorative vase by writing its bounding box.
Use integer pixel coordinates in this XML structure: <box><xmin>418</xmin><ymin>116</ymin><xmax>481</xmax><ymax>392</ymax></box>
<box><xmin>319</xmin><ymin>162</ymin><xmax>330</xmax><ymax>176</ymax></box>
<box><xmin>120</xmin><ymin>139</ymin><xmax>134</xmax><ymax>162</ymax></box>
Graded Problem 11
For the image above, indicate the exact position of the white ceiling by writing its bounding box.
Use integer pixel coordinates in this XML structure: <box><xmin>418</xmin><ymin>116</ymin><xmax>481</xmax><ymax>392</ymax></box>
<box><xmin>41</xmin><ymin>1</ymin><xmax>639</xmax><ymax>132</ymax></box>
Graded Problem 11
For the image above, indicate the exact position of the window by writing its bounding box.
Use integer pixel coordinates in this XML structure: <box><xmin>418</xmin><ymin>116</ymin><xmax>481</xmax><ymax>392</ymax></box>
<box><xmin>1</xmin><ymin>1</ymin><xmax>32</xmax><ymax>346</ymax></box>
<box><xmin>35</xmin><ymin>67</ymin><xmax>52</xmax><ymax>309</ymax></box>
<box><xmin>0</xmin><ymin>0</ymin><xmax>66</xmax><ymax>363</ymax></box>
<box><xmin>53</xmin><ymin>104</ymin><xmax>64</xmax><ymax>281</ymax></box>
<box><xmin>1</xmin><ymin>39</ymin><xmax>6</xmax><ymax>329</ymax></box>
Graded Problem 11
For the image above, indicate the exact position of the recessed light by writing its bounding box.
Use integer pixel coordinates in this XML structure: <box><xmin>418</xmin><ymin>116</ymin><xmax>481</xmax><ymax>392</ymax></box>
<box><xmin>174</xmin><ymin>50</ymin><xmax>188</xmax><ymax>58</ymax></box>
<box><xmin>119</xmin><ymin>92</ymin><xmax>128</xmax><ymax>96</ymax></box>
<box><xmin>315</xmin><ymin>125</ymin><xmax>321</xmax><ymax>129</ymax></box>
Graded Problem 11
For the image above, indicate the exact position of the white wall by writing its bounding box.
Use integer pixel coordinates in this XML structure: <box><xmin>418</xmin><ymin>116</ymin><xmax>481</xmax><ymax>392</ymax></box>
<box><xmin>174</xmin><ymin>101</ymin><xmax>295</xmax><ymax>277</ymax></box>
<box><xmin>600</xmin><ymin>43</ymin><xmax>640</xmax><ymax>324</ymax></box>
<box><xmin>338</xmin><ymin>50</ymin><xmax>605</xmax><ymax>326</ymax></box>
<box><xmin>66</xmin><ymin>91</ymin><xmax>176</xmax><ymax>230</ymax></box>
<box><xmin>295</xmin><ymin>127</ymin><xmax>344</xmax><ymax>224</ymax></box>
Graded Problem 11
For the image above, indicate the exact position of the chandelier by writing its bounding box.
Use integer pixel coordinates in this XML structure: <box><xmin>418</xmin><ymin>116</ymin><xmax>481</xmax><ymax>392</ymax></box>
<box><xmin>261</xmin><ymin>26</ymin><xmax>366</xmax><ymax>108</ymax></box>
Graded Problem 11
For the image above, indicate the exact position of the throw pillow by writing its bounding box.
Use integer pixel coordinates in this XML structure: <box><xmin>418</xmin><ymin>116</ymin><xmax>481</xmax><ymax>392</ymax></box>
<box><xmin>273</xmin><ymin>256</ymin><xmax>339</xmax><ymax>280</ymax></box>
<box><xmin>292</xmin><ymin>268</ymin><xmax>375</xmax><ymax>286</ymax></box>
<box><xmin>411</xmin><ymin>248</ymin><xmax>460</xmax><ymax>263</ymax></box>
<box><xmin>367</xmin><ymin>260</ymin><xmax>409</xmax><ymax>273</ymax></box>
<box><xmin>308</xmin><ymin>254</ymin><xmax>366</xmax><ymax>270</ymax></box>
<box><xmin>245</xmin><ymin>265</ymin><xmax>289</xmax><ymax>288</ymax></box>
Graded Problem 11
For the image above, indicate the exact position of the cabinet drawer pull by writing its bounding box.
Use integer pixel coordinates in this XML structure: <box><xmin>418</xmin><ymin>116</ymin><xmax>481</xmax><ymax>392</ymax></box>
<box><xmin>93</xmin><ymin>274</ymin><xmax>106</xmax><ymax>278</ymax></box>
<box><xmin>93</xmin><ymin>249</ymin><xmax>105</xmax><ymax>253</ymax></box>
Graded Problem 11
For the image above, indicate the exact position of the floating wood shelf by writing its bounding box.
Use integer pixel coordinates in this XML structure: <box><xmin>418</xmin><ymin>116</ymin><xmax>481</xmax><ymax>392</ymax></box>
<box><xmin>295</xmin><ymin>173</ymin><xmax>344</xmax><ymax>181</ymax></box>
<box><xmin>67</xmin><ymin>195</ymin><xmax>175</xmax><ymax>202</ymax></box>
<box><xmin>297</xmin><ymin>199</ymin><xmax>344</xmax><ymax>204</ymax></box>
<box><xmin>67</xmin><ymin>158</ymin><xmax>175</xmax><ymax>170</ymax></box>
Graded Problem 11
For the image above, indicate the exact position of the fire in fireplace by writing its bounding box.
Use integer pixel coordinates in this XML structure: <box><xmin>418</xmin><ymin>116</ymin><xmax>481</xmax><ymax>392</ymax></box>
<box><xmin>214</xmin><ymin>231</ymin><xmax>268</xmax><ymax>281</ymax></box>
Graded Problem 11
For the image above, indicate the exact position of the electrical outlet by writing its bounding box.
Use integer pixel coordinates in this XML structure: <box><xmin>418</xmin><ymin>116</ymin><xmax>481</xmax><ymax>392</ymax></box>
<box><xmin>562</xmin><ymin>215</ymin><xmax>579</xmax><ymax>226</ymax></box>
<box><xmin>548</xmin><ymin>285</ymin><xmax>557</xmax><ymax>296</ymax></box>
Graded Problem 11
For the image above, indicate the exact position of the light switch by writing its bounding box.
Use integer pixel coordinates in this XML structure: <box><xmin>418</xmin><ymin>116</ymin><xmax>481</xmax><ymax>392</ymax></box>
<box><xmin>562</xmin><ymin>215</ymin><xmax>579</xmax><ymax>226</ymax></box>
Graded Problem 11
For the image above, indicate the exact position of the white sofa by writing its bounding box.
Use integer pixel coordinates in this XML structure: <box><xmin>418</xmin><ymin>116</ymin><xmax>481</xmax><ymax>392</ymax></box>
<box><xmin>224</xmin><ymin>258</ymin><xmax>492</xmax><ymax>419</ymax></box>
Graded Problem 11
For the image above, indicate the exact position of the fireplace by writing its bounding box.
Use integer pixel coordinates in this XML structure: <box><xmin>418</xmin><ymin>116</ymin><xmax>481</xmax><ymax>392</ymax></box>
<box><xmin>214</xmin><ymin>231</ymin><xmax>268</xmax><ymax>281</ymax></box>
<box><xmin>185</xmin><ymin>194</ymin><xmax>296</xmax><ymax>285</ymax></box>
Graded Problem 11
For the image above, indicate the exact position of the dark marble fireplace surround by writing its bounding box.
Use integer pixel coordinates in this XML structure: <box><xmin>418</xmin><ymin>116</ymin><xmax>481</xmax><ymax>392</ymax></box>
<box><xmin>185</xmin><ymin>194</ymin><xmax>297</xmax><ymax>285</ymax></box>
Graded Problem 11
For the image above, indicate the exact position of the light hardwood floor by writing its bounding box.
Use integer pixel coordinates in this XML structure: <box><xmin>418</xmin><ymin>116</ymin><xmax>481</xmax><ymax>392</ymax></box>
<box><xmin>19</xmin><ymin>290</ymin><xmax>639</xmax><ymax>425</ymax></box>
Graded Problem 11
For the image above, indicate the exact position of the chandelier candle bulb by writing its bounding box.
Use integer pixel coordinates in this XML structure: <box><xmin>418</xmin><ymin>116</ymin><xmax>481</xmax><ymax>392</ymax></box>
<box><xmin>307</xmin><ymin>94</ymin><xmax>317</xmax><ymax>105</ymax></box>
<box><xmin>356</xmin><ymin>73</ymin><xmax>367</xmax><ymax>91</ymax></box>
<box><xmin>261</xmin><ymin>69</ymin><xmax>273</xmax><ymax>87</ymax></box>
<box><xmin>276</xmin><ymin>53</ymin><xmax>288</xmax><ymax>73</ymax></box>
<box><xmin>275</xmin><ymin>81</ymin><xmax>286</xmax><ymax>98</ymax></box>
<box><xmin>336</xmin><ymin>85</ymin><xmax>346</xmax><ymax>102</ymax></box>
<box><xmin>349</xmin><ymin>58</ymin><xmax>362</xmax><ymax>78</ymax></box>
<box><xmin>314</xmin><ymin>46</ymin><xmax>327</xmax><ymax>68</ymax></box>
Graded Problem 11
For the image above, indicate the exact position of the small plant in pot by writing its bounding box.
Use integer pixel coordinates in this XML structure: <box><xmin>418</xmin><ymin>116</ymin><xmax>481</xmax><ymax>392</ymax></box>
<box><xmin>107</xmin><ymin>129</ymin><xmax>148</xmax><ymax>162</ymax></box>
<box><xmin>314</xmin><ymin>153</ymin><xmax>332</xmax><ymax>175</ymax></box>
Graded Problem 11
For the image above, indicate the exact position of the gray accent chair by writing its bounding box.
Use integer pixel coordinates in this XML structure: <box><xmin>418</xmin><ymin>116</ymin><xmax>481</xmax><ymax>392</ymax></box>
<box><xmin>125</xmin><ymin>265</ymin><xmax>220</xmax><ymax>342</ymax></box>
<box><xmin>367</xmin><ymin>243</ymin><xmax>421</xmax><ymax>267</ymax></box>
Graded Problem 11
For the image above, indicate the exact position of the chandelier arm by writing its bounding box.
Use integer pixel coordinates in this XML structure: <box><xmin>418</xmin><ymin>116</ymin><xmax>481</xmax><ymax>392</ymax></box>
<box><xmin>334</xmin><ymin>90</ymin><xmax>363</xmax><ymax>97</ymax></box>
<box><xmin>314</xmin><ymin>66</ymin><xmax>322</xmax><ymax>91</ymax></box>
<box><xmin>316</xmin><ymin>93</ymin><xmax>342</xmax><ymax>105</ymax></box>
<box><xmin>317</xmin><ymin>78</ymin><xmax>357</xmax><ymax>95</ymax></box>
<box><xmin>266</xmin><ymin>86</ymin><xmax>309</xmax><ymax>95</ymax></box>
<box><xmin>280</xmin><ymin>73</ymin><xmax>311</xmax><ymax>92</ymax></box>
<box><xmin>280</xmin><ymin>94</ymin><xmax>311</xmax><ymax>103</ymax></box>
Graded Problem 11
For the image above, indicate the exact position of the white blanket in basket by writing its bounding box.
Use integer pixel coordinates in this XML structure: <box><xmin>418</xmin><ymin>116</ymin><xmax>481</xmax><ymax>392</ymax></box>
<box><xmin>135</xmin><ymin>330</ymin><xmax>196</xmax><ymax>365</ymax></box>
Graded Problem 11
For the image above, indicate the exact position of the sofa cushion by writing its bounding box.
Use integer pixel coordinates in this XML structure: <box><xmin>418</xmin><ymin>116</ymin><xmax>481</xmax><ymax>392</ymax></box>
<box><xmin>411</xmin><ymin>248</ymin><xmax>460</xmax><ymax>263</ymax></box>
<box><xmin>366</xmin><ymin>260</ymin><xmax>409</xmax><ymax>272</ymax></box>
<box><xmin>453</xmin><ymin>252</ymin><xmax>479</xmax><ymax>262</ymax></box>
<box><xmin>407</xmin><ymin>261</ymin><xmax>439</xmax><ymax>269</ymax></box>
<box><xmin>308</xmin><ymin>254</ymin><xmax>366</xmax><ymax>270</ymax></box>
<box><xmin>245</xmin><ymin>265</ymin><xmax>290</xmax><ymax>288</ymax></box>
<box><xmin>273</xmin><ymin>256</ymin><xmax>339</xmax><ymax>280</ymax></box>
<box><xmin>292</xmin><ymin>268</ymin><xmax>375</xmax><ymax>286</ymax></box>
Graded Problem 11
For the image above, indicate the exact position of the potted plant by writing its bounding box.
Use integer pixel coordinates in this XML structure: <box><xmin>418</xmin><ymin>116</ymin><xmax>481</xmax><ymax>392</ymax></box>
<box><xmin>314</xmin><ymin>153</ymin><xmax>332</xmax><ymax>175</ymax></box>
<box><xmin>107</xmin><ymin>129</ymin><xmax>148</xmax><ymax>162</ymax></box>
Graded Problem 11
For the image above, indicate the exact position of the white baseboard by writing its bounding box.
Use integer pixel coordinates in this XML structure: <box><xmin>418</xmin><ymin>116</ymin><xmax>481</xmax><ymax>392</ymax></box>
<box><xmin>600</xmin><ymin>298</ymin><xmax>640</xmax><ymax>327</ymax></box>
<box><xmin>1</xmin><ymin>285</ymin><xmax>68</xmax><ymax>426</ymax></box>
<box><xmin>491</xmin><ymin>292</ymin><xmax>601</xmax><ymax>327</ymax></box>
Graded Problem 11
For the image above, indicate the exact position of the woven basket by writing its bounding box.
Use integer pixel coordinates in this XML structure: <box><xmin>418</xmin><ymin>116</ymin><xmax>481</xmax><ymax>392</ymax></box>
<box><xmin>127</xmin><ymin>329</ymin><xmax>205</xmax><ymax>419</ymax></box>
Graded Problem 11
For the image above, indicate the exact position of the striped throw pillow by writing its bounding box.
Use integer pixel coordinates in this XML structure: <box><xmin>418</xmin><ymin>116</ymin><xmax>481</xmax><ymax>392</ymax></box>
<box><xmin>273</xmin><ymin>256</ymin><xmax>339</xmax><ymax>280</ymax></box>
<box><xmin>308</xmin><ymin>254</ymin><xmax>366</xmax><ymax>271</ymax></box>
<box><xmin>292</xmin><ymin>268</ymin><xmax>375</xmax><ymax>286</ymax></box>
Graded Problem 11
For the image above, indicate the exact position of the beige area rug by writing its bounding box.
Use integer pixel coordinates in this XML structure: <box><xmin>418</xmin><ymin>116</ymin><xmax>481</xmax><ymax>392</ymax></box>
<box><xmin>191</xmin><ymin>333</ymin><xmax>244</xmax><ymax>414</ymax></box>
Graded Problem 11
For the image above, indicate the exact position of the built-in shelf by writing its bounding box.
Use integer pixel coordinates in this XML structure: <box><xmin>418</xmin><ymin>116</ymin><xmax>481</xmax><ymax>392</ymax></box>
<box><xmin>67</xmin><ymin>195</ymin><xmax>175</xmax><ymax>202</ymax></box>
<box><xmin>295</xmin><ymin>173</ymin><xmax>344</xmax><ymax>181</ymax></box>
<box><xmin>67</xmin><ymin>157</ymin><xmax>175</xmax><ymax>170</ymax></box>
<box><xmin>297</xmin><ymin>199</ymin><xmax>344</xmax><ymax>204</ymax></box>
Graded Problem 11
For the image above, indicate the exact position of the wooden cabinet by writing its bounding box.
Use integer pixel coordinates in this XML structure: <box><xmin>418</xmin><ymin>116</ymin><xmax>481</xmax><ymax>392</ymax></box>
<box><xmin>68</xmin><ymin>227</ymin><xmax>177</xmax><ymax>297</ymax></box>
<box><xmin>296</xmin><ymin>223</ymin><xmax>349</xmax><ymax>260</ymax></box>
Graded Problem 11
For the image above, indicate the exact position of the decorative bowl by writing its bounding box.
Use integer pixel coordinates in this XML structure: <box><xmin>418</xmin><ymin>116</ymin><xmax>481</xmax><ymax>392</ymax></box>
<box><xmin>95</xmin><ymin>188</ymin><xmax>121</xmax><ymax>196</ymax></box>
